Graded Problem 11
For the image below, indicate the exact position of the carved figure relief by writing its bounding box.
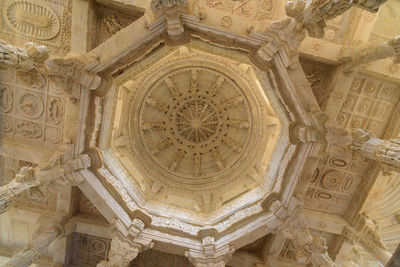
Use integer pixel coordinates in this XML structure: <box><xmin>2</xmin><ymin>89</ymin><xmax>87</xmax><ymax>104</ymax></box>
<box><xmin>47</xmin><ymin>97</ymin><xmax>63</xmax><ymax>124</ymax></box>
<box><xmin>3</xmin><ymin>0</ymin><xmax>61</xmax><ymax>40</ymax></box>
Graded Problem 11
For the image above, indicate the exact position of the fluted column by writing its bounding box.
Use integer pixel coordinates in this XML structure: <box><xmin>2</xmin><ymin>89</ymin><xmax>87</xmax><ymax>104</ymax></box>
<box><xmin>97</xmin><ymin>218</ymin><xmax>153</xmax><ymax>267</ymax></box>
<box><xmin>270</xmin><ymin>199</ymin><xmax>335</xmax><ymax>267</ymax></box>
<box><xmin>3</xmin><ymin>216</ymin><xmax>65</xmax><ymax>267</ymax></box>
<box><xmin>0</xmin><ymin>153</ymin><xmax>90</xmax><ymax>214</ymax></box>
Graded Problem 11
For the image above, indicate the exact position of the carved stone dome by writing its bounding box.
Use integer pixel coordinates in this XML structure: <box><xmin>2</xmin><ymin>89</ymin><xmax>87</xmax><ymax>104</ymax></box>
<box><xmin>111</xmin><ymin>49</ymin><xmax>281</xmax><ymax>214</ymax></box>
<box><xmin>135</xmin><ymin>66</ymin><xmax>252</xmax><ymax>184</ymax></box>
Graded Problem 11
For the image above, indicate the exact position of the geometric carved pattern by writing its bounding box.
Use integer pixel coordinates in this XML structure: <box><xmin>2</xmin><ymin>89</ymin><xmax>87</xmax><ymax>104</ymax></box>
<box><xmin>305</xmin><ymin>74</ymin><xmax>400</xmax><ymax>215</ymax></box>
<box><xmin>336</xmin><ymin>75</ymin><xmax>400</xmax><ymax>137</ymax></box>
<box><xmin>65</xmin><ymin>232</ymin><xmax>111</xmax><ymax>267</ymax></box>
<box><xmin>0</xmin><ymin>67</ymin><xmax>65</xmax><ymax>144</ymax></box>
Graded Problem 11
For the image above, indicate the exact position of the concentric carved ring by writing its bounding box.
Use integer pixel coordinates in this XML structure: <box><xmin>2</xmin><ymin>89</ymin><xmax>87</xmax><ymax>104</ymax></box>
<box><xmin>136</xmin><ymin>67</ymin><xmax>252</xmax><ymax>180</ymax></box>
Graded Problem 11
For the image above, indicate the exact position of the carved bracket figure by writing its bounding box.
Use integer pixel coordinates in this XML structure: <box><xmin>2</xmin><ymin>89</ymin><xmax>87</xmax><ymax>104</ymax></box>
<box><xmin>146</xmin><ymin>0</ymin><xmax>198</xmax><ymax>45</ymax></box>
<box><xmin>270</xmin><ymin>198</ymin><xmax>336</xmax><ymax>267</ymax></box>
<box><xmin>0</xmin><ymin>153</ymin><xmax>91</xmax><ymax>215</ymax></box>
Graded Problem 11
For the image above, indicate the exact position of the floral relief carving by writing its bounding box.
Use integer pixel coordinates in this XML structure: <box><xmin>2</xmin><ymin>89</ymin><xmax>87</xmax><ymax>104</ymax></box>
<box><xmin>16</xmin><ymin>120</ymin><xmax>43</xmax><ymax>138</ymax></box>
<box><xmin>19</xmin><ymin>92</ymin><xmax>44</xmax><ymax>119</ymax></box>
<box><xmin>16</xmin><ymin>71</ymin><xmax>46</xmax><ymax>89</ymax></box>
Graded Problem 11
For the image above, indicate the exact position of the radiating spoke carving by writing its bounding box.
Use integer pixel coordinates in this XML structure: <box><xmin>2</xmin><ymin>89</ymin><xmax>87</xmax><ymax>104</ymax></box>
<box><xmin>139</xmin><ymin>67</ymin><xmax>252</xmax><ymax>179</ymax></box>
<box><xmin>164</xmin><ymin>77</ymin><xmax>180</xmax><ymax>98</ymax></box>
<box><xmin>222</xmin><ymin>96</ymin><xmax>244</xmax><ymax>109</ymax></box>
<box><xmin>145</xmin><ymin>98</ymin><xmax>168</xmax><ymax>113</ymax></box>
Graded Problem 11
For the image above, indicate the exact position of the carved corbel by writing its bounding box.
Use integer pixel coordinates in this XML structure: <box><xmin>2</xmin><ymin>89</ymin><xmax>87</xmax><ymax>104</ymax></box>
<box><xmin>185</xmin><ymin>234</ymin><xmax>234</xmax><ymax>267</ymax></box>
<box><xmin>0</xmin><ymin>153</ymin><xmax>91</xmax><ymax>214</ymax></box>
<box><xmin>45</xmin><ymin>52</ymin><xmax>102</xmax><ymax>91</ymax></box>
<box><xmin>342</xmin><ymin>213</ymin><xmax>392</xmax><ymax>265</ymax></box>
<box><xmin>4</xmin><ymin>215</ymin><xmax>66</xmax><ymax>267</ymax></box>
<box><xmin>348</xmin><ymin>129</ymin><xmax>400</xmax><ymax>173</ymax></box>
<box><xmin>146</xmin><ymin>0</ymin><xmax>198</xmax><ymax>45</ymax></box>
<box><xmin>339</xmin><ymin>35</ymin><xmax>400</xmax><ymax>73</ymax></box>
<box><xmin>270</xmin><ymin>198</ymin><xmax>335</xmax><ymax>267</ymax></box>
<box><xmin>97</xmin><ymin>218</ymin><xmax>154</xmax><ymax>267</ymax></box>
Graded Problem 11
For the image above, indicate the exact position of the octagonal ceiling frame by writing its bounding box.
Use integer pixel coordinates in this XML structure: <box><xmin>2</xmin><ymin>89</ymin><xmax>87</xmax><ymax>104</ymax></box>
<box><xmin>75</xmin><ymin>3</ymin><xmax>325</xmax><ymax>258</ymax></box>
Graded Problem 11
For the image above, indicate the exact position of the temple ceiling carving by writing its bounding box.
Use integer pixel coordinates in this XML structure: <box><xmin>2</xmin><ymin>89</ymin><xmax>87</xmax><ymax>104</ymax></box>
<box><xmin>108</xmin><ymin>49</ymin><xmax>282</xmax><ymax>215</ymax></box>
<box><xmin>1</xmin><ymin>0</ymin><xmax>400</xmax><ymax>266</ymax></box>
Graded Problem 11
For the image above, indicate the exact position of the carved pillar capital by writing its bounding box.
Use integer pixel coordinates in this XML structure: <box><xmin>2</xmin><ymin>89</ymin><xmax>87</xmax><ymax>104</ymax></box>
<box><xmin>97</xmin><ymin>218</ymin><xmax>152</xmax><ymax>267</ymax></box>
<box><xmin>45</xmin><ymin>52</ymin><xmax>102</xmax><ymax>90</ymax></box>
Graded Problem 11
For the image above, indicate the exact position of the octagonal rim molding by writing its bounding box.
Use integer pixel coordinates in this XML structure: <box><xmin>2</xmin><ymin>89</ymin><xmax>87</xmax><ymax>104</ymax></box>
<box><xmin>79</xmin><ymin>10</ymin><xmax>325</xmax><ymax>251</ymax></box>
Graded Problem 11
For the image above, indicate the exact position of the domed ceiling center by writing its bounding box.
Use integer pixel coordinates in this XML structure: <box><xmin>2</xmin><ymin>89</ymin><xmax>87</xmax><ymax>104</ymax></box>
<box><xmin>137</xmin><ymin>67</ymin><xmax>252</xmax><ymax>179</ymax></box>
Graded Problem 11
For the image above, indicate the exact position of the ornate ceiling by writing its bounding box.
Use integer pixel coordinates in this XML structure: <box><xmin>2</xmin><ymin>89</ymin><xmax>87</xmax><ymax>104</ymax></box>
<box><xmin>0</xmin><ymin>0</ymin><xmax>400</xmax><ymax>266</ymax></box>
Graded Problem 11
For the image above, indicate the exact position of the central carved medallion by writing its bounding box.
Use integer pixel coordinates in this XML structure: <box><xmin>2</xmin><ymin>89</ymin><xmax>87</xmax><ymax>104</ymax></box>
<box><xmin>135</xmin><ymin>66</ymin><xmax>252</xmax><ymax>181</ymax></box>
<box><xmin>176</xmin><ymin>99</ymin><xmax>219</xmax><ymax>143</ymax></box>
